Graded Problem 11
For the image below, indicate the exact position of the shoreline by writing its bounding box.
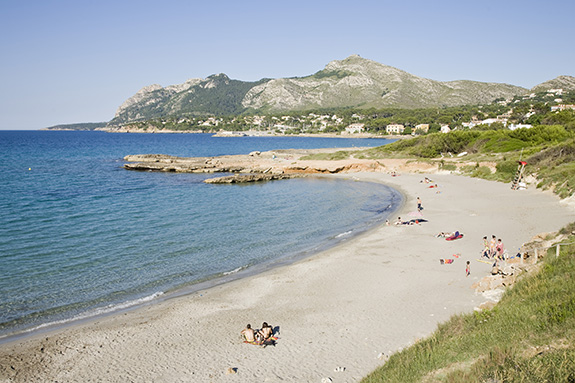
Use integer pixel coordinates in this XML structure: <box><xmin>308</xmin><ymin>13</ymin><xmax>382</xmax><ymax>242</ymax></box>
<box><xmin>0</xmin><ymin>176</ymin><xmax>402</xmax><ymax>346</ymax></box>
<box><xmin>0</xmin><ymin>174</ymin><xmax>405</xmax><ymax>348</ymax></box>
<box><xmin>1</xmin><ymin>171</ymin><xmax>573</xmax><ymax>382</ymax></box>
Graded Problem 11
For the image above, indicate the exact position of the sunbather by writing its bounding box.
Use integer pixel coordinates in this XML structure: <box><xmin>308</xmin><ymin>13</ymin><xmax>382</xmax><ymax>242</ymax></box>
<box><xmin>241</xmin><ymin>324</ymin><xmax>256</xmax><ymax>342</ymax></box>
<box><xmin>258</xmin><ymin>322</ymin><xmax>274</xmax><ymax>341</ymax></box>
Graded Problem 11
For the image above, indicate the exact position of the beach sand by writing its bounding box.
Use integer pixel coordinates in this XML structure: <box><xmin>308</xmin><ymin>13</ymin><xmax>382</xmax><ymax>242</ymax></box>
<box><xmin>1</xmin><ymin>172</ymin><xmax>572</xmax><ymax>383</ymax></box>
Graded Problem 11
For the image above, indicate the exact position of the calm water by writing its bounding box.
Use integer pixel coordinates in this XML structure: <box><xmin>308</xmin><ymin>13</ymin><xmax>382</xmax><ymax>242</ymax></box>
<box><xmin>0</xmin><ymin>131</ymin><xmax>401</xmax><ymax>340</ymax></box>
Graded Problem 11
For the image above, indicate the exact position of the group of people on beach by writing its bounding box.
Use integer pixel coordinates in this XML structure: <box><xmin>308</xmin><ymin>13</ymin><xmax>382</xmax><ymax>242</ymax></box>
<box><xmin>482</xmin><ymin>235</ymin><xmax>506</xmax><ymax>260</ymax></box>
<box><xmin>241</xmin><ymin>322</ymin><xmax>276</xmax><ymax>346</ymax></box>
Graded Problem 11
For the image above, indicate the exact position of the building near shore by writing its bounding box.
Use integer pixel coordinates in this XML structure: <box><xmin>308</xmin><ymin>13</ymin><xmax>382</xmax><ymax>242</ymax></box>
<box><xmin>344</xmin><ymin>123</ymin><xmax>365</xmax><ymax>134</ymax></box>
<box><xmin>413</xmin><ymin>124</ymin><xmax>429</xmax><ymax>135</ymax></box>
<box><xmin>386</xmin><ymin>124</ymin><xmax>405</xmax><ymax>134</ymax></box>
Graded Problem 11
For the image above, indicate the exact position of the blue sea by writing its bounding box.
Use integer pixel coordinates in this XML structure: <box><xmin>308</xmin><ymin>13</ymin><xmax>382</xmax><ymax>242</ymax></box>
<box><xmin>0</xmin><ymin>131</ymin><xmax>401</xmax><ymax>341</ymax></box>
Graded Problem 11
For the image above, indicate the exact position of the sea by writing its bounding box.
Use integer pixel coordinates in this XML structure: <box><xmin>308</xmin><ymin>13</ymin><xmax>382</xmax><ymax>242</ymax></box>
<box><xmin>0</xmin><ymin>130</ymin><xmax>402</xmax><ymax>342</ymax></box>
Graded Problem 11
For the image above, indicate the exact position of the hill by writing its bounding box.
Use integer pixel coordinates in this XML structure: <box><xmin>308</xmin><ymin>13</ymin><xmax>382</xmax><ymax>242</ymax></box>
<box><xmin>109</xmin><ymin>55</ymin><xmax>535</xmax><ymax>126</ymax></box>
<box><xmin>44</xmin><ymin>122</ymin><xmax>108</xmax><ymax>131</ymax></box>
<box><xmin>242</xmin><ymin>55</ymin><xmax>526</xmax><ymax>111</ymax></box>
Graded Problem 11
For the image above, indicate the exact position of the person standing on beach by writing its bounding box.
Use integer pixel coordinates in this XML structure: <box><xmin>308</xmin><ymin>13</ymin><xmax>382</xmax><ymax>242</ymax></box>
<box><xmin>466</xmin><ymin>261</ymin><xmax>471</xmax><ymax>276</ymax></box>
<box><xmin>482</xmin><ymin>236</ymin><xmax>490</xmax><ymax>258</ymax></box>
<box><xmin>490</xmin><ymin>235</ymin><xmax>497</xmax><ymax>258</ymax></box>
<box><xmin>496</xmin><ymin>239</ymin><xmax>505</xmax><ymax>260</ymax></box>
<box><xmin>417</xmin><ymin>197</ymin><xmax>423</xmax><ymax>212</ymax></box>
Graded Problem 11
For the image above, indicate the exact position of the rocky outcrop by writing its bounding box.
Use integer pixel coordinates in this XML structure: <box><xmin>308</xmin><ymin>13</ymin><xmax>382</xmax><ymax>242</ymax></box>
<box><xmin>122</xmin><ymin>148</ymin><xmax>391</xmax><ymax>182</ymax></box>
<box><xmin>123</xmin><ymin>147</ymin><xmax>490</xmax><ymax>183</ymax></box>
<box><xmin>204</xmin><ymin>174</ymin><xmax>299</xmax><ymax>183</ymax></box>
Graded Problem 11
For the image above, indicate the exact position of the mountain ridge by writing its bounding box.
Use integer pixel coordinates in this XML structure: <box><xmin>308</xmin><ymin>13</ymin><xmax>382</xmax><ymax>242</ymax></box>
<box><xmin>108</xmin><ymin>55</ymin><xmax>574</xmax><ymax>126</ymax></box>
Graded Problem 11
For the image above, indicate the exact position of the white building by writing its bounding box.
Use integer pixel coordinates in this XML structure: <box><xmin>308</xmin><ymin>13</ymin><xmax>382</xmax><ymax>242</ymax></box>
<box><xmin>551</xmin><ymin>104</ymin><xmax>575</xmax><ymax>112</ymax></box>
<box><xmin>386</xmin><ymin>124</ymin><xmax>405</xmax><ymax>134</ymax></box>
<box><xmin>344</xmin><ymin>123</ymin><xmax>365</xmax><ymax>134</ymax></box>
<box><xmin>508</xmin><ymin>124</ymin><xmax>533</xmax><ymax>131</ymax></box>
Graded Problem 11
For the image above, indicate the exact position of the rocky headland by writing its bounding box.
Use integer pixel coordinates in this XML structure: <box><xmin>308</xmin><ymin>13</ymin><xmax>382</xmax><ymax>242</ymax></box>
<box><xmin>122</xmin><ymin>147</ymin><xmax>472</xmax><ymax>183</ymax></box>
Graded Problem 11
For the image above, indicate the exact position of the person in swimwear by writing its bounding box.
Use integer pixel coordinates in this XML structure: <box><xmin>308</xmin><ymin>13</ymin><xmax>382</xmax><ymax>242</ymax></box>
<box><xmin>241</xmin><ymin>324</ymin><xmax>256</xmax><ymax>342</ymax></box>
<box><xmin>258</xmin><ymin>322</ymin><xmax>274</xmax><ymax>341</ymax></box>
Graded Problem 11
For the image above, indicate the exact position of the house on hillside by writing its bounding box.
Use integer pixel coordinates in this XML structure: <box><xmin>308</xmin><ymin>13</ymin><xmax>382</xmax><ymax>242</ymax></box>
<box><xmin>508</xmin><ymin>124</ymin><xmax>533</xmax><ymax>130</ymax></box>
<box><xmin>440</xmin><ymin>125</ymin><xmax>451</xmax><ymax>133</ymax></box>
<box><xmin>413</xmin><ymin>124</ymin><xmax>429</xmax><ymax>135</ymax></box>
<box><xmin>551</xmin><ymin>104</ymin><xmax>575</xmax><ymax>112</ymax></box>
<box><xmin>344</xmin><ymin>123</ymin><xmax>365</xmax><ymax>134</ymax></box>
<box><xmin>386</xmin><ymin>124</ymin><xmax>405</xmax><ymax>134</ymax></box>
<box><xmin>480</xmin><ymin>118</ymin><xmax>508</xmax><ymax>126</ymax></box>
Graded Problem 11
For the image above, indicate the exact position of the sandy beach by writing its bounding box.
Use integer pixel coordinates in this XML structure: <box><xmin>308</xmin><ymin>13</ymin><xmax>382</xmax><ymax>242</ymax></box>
<box><xmin>1</xmin><ymin>170</ymin><xmax>573</xmax><ymax>383</ymax></box>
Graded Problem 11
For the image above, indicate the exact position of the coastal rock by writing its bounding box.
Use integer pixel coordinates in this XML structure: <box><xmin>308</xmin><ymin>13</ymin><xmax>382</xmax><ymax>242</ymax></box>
<box><xmin>204</xmin><ymin>174</ymin><xmax>299</xmax><ymax>184</ymax></box>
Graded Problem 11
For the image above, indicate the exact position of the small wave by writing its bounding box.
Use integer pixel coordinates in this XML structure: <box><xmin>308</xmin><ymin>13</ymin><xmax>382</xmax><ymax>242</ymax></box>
<box><xmin>223</xmin><ymin>266</ymin><xmax>245</xmax><ymax>276</ymax></box>
<box><xmin>5</xmin><ymin>291</ymin><xmax>165</xmax><ymax>338</ymax></box>
<box><xmin>335</xmin><ymin>230</ymin><xmax>353</xmax><ymax>238</ymax></box>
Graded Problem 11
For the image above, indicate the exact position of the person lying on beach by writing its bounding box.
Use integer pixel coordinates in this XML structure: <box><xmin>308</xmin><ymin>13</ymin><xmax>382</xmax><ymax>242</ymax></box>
<box><xmin>241</xmin><ymin>324</ymin><xmax>256</xmax><ymax>342</ymax></box>
<box><xmin>446</xmin><ymin>231</ymin><xmax>464</xmax><ymax>241</ymax></box>
<box><xmin>436</xmin><ymin>232</ymin><xmax>450</xmax><ymax>237</ymax></box>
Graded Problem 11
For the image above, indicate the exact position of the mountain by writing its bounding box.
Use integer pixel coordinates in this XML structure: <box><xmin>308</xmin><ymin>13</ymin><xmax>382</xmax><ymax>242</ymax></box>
<box><xmin>109</xmin><ymin>74</ymin><xmax>266</xmax><ymax>125</ymax></box>
<box><xmin>241</xmin><ymin>55</ymin><xmax>527</xmax><ymax>112</ymax></box>
<box><xmin>531</xmin><ymin>75</ymin><xmax>575</xmax><ymax>93</ymax></box>
<box><xmin>109</xmin><ymin>55</ymin><xmax>570</xmax><ymax>126</ymax></box>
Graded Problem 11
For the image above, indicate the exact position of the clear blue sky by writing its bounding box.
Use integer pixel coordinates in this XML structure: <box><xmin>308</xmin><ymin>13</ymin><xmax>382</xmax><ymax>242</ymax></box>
<box><xmin>1</xmin><ymin>0</ymin><xmax>573</xmax><ymax>130</ymax></box>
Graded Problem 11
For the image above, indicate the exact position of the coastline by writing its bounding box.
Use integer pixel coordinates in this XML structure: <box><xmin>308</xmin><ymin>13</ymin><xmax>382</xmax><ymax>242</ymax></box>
<box><xmin>1</xmin><ymin>171</ymin><xmax>573</xmax><ymax>382</ymax></box>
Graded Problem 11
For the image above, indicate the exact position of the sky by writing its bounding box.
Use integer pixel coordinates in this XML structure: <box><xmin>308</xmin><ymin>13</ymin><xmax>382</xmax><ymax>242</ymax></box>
<box><xmin>1</xmin><ymin>0</ymin><xmax>574</xmax><ymax>130</ymax></box>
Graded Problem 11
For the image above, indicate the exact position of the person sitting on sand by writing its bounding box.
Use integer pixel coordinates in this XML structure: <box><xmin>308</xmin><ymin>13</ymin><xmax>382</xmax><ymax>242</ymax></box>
<box><xmin>241</xmin><ymin>324</ymin><xmax>256</xmax><ymax>342</ymax></box>
<box><xmin>258</xmin><ymin>322</ymin><xmax>274</xmax><ymax>341</ymax></box>
<box><xmin>394</xmin><ymin>217</ymin><xmax>403</xmax><ymax>226</ymax></box>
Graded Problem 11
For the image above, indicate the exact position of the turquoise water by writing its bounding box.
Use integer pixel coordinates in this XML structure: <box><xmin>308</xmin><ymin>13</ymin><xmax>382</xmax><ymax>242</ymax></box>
<box><xmin>0</xmin><ymin>131</ymin><xmax>401</xmax><ymax>340</ymax></box>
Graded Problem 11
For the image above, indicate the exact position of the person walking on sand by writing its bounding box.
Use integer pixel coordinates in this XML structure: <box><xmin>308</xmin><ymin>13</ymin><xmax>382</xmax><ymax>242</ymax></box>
<box><xmin>466</xmin><ymin>261</ymin><xmax>471</xmax><ymax>277</ymax></box>
<box><xmin>482</xmin><ymin>236</ymin><xmax>490</xmax><ymax>258</ymax></box>
<box><xmin>417</xmin><ymin>197</ymin><xmax>423</xmax><ymax>212</ymax></box>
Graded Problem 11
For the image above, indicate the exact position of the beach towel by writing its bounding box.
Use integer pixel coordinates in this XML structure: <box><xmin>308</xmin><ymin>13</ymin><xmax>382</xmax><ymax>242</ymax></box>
<box><xmin>244</xmin><ymin>336</ymin><xmax>278</xmax><ymax>346</ymax></box>
<box><xmin>446</xmin><ymin>232</ymin><xmax>463</xmax><ymax>241</ymax></box>
<box><xmin>440</xmin><ymin>259</ymin><xmax>454</xmax><ymax>264</ymax></box>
